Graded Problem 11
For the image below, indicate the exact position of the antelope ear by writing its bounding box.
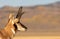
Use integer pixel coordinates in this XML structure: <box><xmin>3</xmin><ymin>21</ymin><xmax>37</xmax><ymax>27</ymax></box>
<box><xmin>9</xmin><ymin>13</ymin><xmax>14</xmax><ymax>19</ymax></box>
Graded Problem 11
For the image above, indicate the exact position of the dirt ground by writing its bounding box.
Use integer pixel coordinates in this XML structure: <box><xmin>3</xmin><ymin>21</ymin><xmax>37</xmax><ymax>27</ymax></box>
<box><xmin>13</xmin><ymin>36</ymin><xmax>60</xmax><ymax>39</ymax></box>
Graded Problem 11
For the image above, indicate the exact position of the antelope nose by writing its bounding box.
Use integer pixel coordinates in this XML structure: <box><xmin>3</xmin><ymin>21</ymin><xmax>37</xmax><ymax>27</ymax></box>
<box><xmin>23</xmin><ymin>28</ymin><xmax>27</xmax><ymax>31</ymax></box>
<box><xmin>23</xmin><ymin>26</ymin><xmax>27</xmax><ymax>31</ymax></box>
<box><xmin>22</xmin><ymin>27</ymin><xmax>27</xmax><ymax>31</ymax></box>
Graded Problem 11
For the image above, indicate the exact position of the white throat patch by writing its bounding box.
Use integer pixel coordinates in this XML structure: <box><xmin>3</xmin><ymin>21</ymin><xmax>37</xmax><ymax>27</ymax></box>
<box><xmin>11</xmin><ymin>28</ymin><xmax>15</xmax><ymax>34</ymax></box>
<box><xmin>0</xmin><ymin>37</ymin><xmax>2</xmax><ymax>39</ymax></box>
<box><xmin>12</xmin><ymin>21</ymin><xmax>14</xmax><ymax>24</ymax></box>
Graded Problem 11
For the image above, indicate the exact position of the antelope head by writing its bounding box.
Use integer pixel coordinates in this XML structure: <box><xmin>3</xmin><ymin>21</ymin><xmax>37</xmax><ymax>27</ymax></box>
<box><xmin>7</xmin><ymin>7</ymin><xmax>27</xmax><ymax>32</ymax></box>
<box><xmin>15</xmin><ymin>7</ymin><xmax>27</xmax><ymax>31</ymax></box>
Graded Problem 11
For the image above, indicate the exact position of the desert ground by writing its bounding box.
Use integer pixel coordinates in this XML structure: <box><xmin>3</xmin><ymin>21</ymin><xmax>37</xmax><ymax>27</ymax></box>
<box><xmin>13</xmin><ymin>36</ymin><xmax>60</xmax><ymax>39</ymax></box>
<box><xmin>13</xmin><ymin>32</ymin><xmax>60</xmax><ymax>39</ymax></box>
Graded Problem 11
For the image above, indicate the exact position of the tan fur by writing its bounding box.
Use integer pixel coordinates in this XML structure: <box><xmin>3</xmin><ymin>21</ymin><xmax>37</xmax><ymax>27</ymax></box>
<box><xmin>0</xmin><ymin>14</ymin><xmax>16</xmax><ymax>39</ymax></box>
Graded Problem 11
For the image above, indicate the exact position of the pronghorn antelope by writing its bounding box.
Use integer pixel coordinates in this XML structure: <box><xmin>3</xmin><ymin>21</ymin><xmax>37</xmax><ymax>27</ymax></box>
<box><xmin>0</xmin><ymin>7</ymin><xmax>27</xmax><ymax>39</ymax></box>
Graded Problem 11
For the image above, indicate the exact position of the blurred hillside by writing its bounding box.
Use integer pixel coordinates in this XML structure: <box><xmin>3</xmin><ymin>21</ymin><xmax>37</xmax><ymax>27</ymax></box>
<box><xmin>0</xmin><ymin>1</ymin><xmax>60</xmax><ymax>36</ymax></box>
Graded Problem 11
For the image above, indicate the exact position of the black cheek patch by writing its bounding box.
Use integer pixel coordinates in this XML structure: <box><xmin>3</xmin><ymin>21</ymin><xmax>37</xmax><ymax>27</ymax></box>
<box><xmin>13</xmin><ymin>24</ymin><xmax>18</xmax><ymax>31</ymax></box>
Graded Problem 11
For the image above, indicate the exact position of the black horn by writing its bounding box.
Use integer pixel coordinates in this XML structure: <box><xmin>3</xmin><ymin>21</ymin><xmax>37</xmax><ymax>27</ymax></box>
<box><xmin>16</xmin><ymin>6</ymin><xmax>24</xmax><ymax>20</ymax></box>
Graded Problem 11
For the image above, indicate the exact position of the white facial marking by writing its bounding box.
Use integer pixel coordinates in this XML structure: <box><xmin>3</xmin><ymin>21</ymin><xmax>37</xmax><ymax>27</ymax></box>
<box><xmin>0</xmin><ymin>37</ymin><xmax>2</xmax><ymax>39</ymax></box>
<box><xmin>16</xmin><ymin>23</ymin><xmax>26</xmax><ymax>31</ymax></box>
<box><xmin>20</xmin><ymin>28</ymin><xmax>26</xmax><ymax>31</ymax></box>
<box><xmin>12</xmin><ymin>21</ymin><xmax>14</xmax><ymax>24</ymax></box>
<box><xmin>18</xmin><ymin>26</ymin><xmax>25</xmax><ymax>31</ymax></box>
<box><xmin>11</xmin><ymin>28</ymin><xmax>15</xmax><ymax>34</ymax></box>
